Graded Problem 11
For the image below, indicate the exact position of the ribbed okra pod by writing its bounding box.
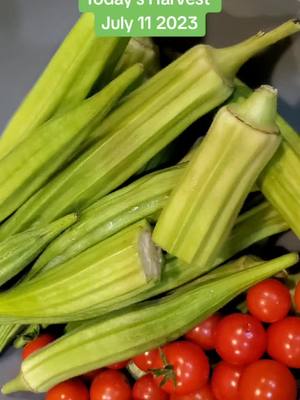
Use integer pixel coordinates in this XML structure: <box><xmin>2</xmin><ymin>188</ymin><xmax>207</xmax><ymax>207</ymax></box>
<box><xmin>3</xmin><ymin>253</ymin><xmax>297</xmax><ymax>394</ymax></box>
<box><xmin>113</xmin><ymin>38</ymin><xmax>160</xmax><ymax>79</ymax></box>
<box><xmin>0</xmin><ymin>221</ymin><xmax>162</xmax><ymax>324</ymax></box>
<box><xmin>232</xmin><ymin>79</ymin><xmax>300</xmax><ymax>237</ymax></box>
<box><xmin>30</xmin><ymin>165</ymin><xmax>184</xmax><ymax>277</ymax></box>
<box><xmin>0</xmin><ymin>214</ymin><xmax>77</xmax><ymax>287</ymax></box>
<box><xmin>0</xmin><ymin>13</ymin><xmax>128</xmax><ymax>157</ymax></box>
<box><xmin>55</xmin><ymin>37</ymin><xmax>129</xmax><ymax>114</ymax></box>
<box><xmin>0</xmin><ymin>65</ymin><xmax>143</xmax><ymax>226</ymax></box>
<box><xmin>154</xmin><ymin>86</ymin><xmax>281</xmax><ymax>269</ymax></box>
<box><xmin>1</xmin><ymin>21</ymin><xmax>298</xmax><ymax>235</ymax></box>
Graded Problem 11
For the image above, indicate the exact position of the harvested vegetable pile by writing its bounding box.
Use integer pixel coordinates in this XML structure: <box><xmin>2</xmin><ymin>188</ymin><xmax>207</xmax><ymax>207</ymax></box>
<box><xmin>0</xmin><ymin>13</ymin><xmax>300</xmax><ymax>400</ymax></box>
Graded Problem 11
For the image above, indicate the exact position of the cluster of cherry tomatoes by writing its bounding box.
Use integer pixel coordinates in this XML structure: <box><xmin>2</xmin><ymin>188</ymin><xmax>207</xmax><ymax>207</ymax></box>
<box><xmin>21</xmin><ymin>278</ymin><xmax>300</xmax><ymax>400</ymax></box>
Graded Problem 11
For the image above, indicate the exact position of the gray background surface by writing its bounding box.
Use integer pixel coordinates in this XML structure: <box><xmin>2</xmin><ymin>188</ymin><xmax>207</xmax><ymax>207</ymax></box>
<box><xmin>0</xmin><ymin>0</ymin><xmax>299</xmax><ymax>399</ymax></box>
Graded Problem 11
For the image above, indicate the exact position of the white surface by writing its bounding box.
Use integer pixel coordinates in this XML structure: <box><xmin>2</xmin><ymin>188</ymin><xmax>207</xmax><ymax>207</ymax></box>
<box><xmin>0</xmin><ymin>0</ymin><xmax>299</xmax><ymax>399</ymax></box>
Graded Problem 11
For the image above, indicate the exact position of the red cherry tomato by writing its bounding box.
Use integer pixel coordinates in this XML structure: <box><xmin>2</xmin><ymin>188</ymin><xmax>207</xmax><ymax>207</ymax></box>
<box><xmin>108</xmin><ymin>360</ymin><xmax>129</xmax><ymax>369</ymax></box>
<box><xmin>215</xmin><ymin>314</ymin><xmax>266</xmax><ymax>366</ymax></box>
<box><xmin>185</xmin><ymin>314</ymin><xmax>221</xmax><ymax>350</ymax></box>
<box><xmin>133</xmin><ymin>349</ymin><xmax>159</xmax><ymax>372</ymax></box>
<box><xmin>267</xmin><ymin>316</ymin><xmax>300</xmax><ymax>368</ymax></box>
<box><xmin>82</xmin><ymin>369</ymin><xmax>102</xmax><ymax>382</ymax></box>
<box><xmin>152</xmin><ymin>341</ymin><xmax>210</xmax><ymax>395</ymax></box>
<box><xmin>170</xmin><ymin>385</ymin><xmax>216</xmax><ymax>399</ymax></box>
<box><xmin>246</xmin><ymin>279</ymin><xmax>291</xmax><ymax>323</ymax></box>
<box><xmin>90</xmin><ymin>369</ymin><xmax>131</xmax><ymax>400</ymax></box>
<box><xmin>133</xmin><ymin>374</ymin><xmax>168</xmax><ymax>400</ymax></box>
<box><xmin>294</xmin><ymin>280</ymin><xmax>300</xmax><ymax>312</ymax></box>
<box><xmin>46</xmin><ymin>378</ymin><xmax>89</xmax><ymax>400</ymax></box>
<box><xmin>211</xmin><ymin>361</ymin><xmax>243</xmax><ymax>400</ymax></box>
<box><xmin>22</xmin><ymin>333</ymin><xmax>55</xmax><ymax>360</ymax></box>
<box><xmin>238</xmin><ymin>359</ymin><xmax>297</xmax><ymax>400</ymax></box>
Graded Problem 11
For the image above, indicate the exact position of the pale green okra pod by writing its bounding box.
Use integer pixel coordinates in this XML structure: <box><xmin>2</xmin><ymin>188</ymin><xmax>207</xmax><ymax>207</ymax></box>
<box><xmin>3</xmin><ymin>253</ymin><xmax>298</xmax><ymax>394</ymax></box>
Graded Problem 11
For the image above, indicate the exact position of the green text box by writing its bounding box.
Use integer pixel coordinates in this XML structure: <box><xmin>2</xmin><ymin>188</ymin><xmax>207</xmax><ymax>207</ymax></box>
<box><xmin>79</xmin><ymin>0</ymin><xmax>222</xmax><ymax>36</ymax></box>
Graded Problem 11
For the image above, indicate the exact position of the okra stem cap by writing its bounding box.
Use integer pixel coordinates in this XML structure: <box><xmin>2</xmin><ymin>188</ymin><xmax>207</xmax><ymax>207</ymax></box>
<box><xmin>228</xmin><ymin>85</ymin><xmax>279</xmax><ymax>134</ymax></box>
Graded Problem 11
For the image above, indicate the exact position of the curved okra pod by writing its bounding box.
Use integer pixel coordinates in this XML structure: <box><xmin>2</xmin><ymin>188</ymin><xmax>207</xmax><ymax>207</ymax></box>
<box><xmin>153</xmin><ymin>86</ymin><xmax>281</xmax><ymax>269</ymax></box>
<box><xmin>30</xmin><ymin>165</ymin><xmax>184</xmax><ymax>277</ymax></box>
<box><xmin>2</xmin><ymin>253</ymin><xmax>298</xmax><ymax>394</ymax></box>
<box><xmin>0</xmin><ymin>21</ymin><xmax>298</xmax><ymax>235</ymax></box>
<box><xmin>0</xmin><ymin>214</ymin><xmax>77</xmax><ymax>287</ymax></box>
<box><xmin>0</xmin><ymin>220</ymin><xmax>162</xmax><ymax>324</ymax></box>
<box><xmin>0</xmin><ymin>14</ymin><xmax>128</xmax><ymax>158</ymax></box>
<box><xmin>0</xmin><ymin>64</ymin><xmax>143</xmax><ymax>224</ymax></box>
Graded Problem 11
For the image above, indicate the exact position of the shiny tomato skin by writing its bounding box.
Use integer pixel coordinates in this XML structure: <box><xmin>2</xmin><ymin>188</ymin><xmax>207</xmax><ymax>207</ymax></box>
<box><xmin>211</xmin><ymin>361</ymin><xmax>243</xmax><ymax>400</ymax></box>
<box><xmin>294</xmin><ymin>281</ymin><xmax>300</xmax><ymax>312</ymax></box>
<box><xmin>108</xmin><ymin>360</ymin><xmax>129</xmax><ymax>369</ymax></box>
<box><xmin>133</xmin><ymin>374</ymin><xmax>168</xmax><ymax>400</ymax></box>
<box><xmin>90</xmin><ymin>369</ymin><xmax>131</xmax><ymax>400</ymax></box>
<box><xmin>170</xmin><ymin>385</ymin><xmax>216</xmax><ymax>400</ymax></box>
<box><xmin>267</xmin><ymin>316</ymin><xmax>300</xmax><ymax>368</ymax></box>
<box><xmin>22</xmin><ymin>333</ymin><xmax>55</xmax><ymax>360</ymax></box>
<box><xmin>185</xmin><ymin>314</ymin><xmax>221</xmax><ymax>350</ymax></box>
<box><xmin>153</xmin><ymin>341</ymin><xmax>210</xmax><ymax>395</ymax></box>
<box><xmin>133</xmin><ymin>349</ymin><xmax>159</xmax><ymax>372</ymax></box>
<box><xmin>247</xmin><ymin>279</ymin><xmax>291</xmax><ymax>323</ymax></box>
<box><xmin>215</xmin><ymin>314</ymin><xmax>266</xmax><ymax>366</ymax></box>
<box><xmin>46</xmin><ymin>378</ymin><xmax>89</xmax><ymax>400</ymax></box>
<box><xmin>238</xmin><ymin>359</ymin><xmax>297</xmax><ymax>400</ymax></box>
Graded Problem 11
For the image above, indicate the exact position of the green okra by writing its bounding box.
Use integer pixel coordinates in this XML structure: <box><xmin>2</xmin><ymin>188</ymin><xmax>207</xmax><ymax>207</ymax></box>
<box><xmin>154</xmin><ymin>86</ymin><xmax>281</xmax><ymax>269</ymax></box>
<box><xmin>113</xmin><ymin>38</ymin><xmax>160</xmax><ymax>79</ymax></box>
<box><xmin>13</xmin><ymin>325</ymin><xmax>41</xmax><ymax>349</ymax></box>
<box><xmin>1</xmin><ymin>20</ymin><xmax>298</xmax><ymax>235</ymax></box>
<box><xmin>232</xmin><ymin>79</ymin><xmax>300</xmax><ymax>237</ymax></box>
<box><xmin>0</xmin><ymin>64</ymin><xmax>143</xmax><ymax>226</ymax></box>
<box><xmin>3</xmin><ymin>253</ymin><xmax>298</xmax><ymax>394</ymax></box>
<box><xmin>0</xmin><ymin>15</ymin><xmax>128</xmax><ymax>158</ymax></box>
<box><xmin>214</xmin><ymin>201</ymin><xmax>289</xmax><ymax>266</ymax></box>
<box><xmin>0</xmin><ymin>221</ymin><xmax>162</xmax><ymax>324</ymax></box>
<box><xmin>0</xmin><ymin>214</ymin><xmax>77</xmax><ymax>288</ymax></box>
<box><xmin>30</xmin><ymin>165</ymin><xmax>184</xmax><ymax>278</ymax></box>
<box><xmin>0</xmin><ymin>325</ymin><xmax>23</xmax><ymax>353</ymax></box>
<box><xmin>55</xmin><ymin>37</ymin><xmax>129</xmax><ymax>114</ymax></box>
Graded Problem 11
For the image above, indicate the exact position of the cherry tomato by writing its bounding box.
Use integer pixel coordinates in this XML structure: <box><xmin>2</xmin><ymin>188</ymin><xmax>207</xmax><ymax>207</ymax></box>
<box><xmin>170</xmin><ymin>385</ymin><xmax>216</xmax><ymax>399</ymax></box>
<box><xmin>82</xmin><ymin>369</ymin><xmax>102</xmax><ymax>382</ymax></box>
<box><xmin>185</xmin><ymin>314</ymin><xmax>221</xmax><ymax>350</ymax></box>
<box><xmin>108</xmin><ymin>360</ymin><xmax>129</xmax><ymax>369</ymax></box>
<box><xmin>46</xmin><ymin>378</ymin><xmax>89</xmax><ymax>400</ymax></box>
<box><xmin>267</xmin><ymin>316</ymin><xmax>300</xmax><ymax>368</ymax></box>
<box><xmin>246</xmin><ymin>279</ymin><xmax>291</xmax><ymax>323</ymax></box>
<box><xmin>215</xmin><ymin>314</ymin><xmax>266</xmax><ymax>366</ymax></box>
<box><xmin>90</xmin><ymin>369</ymin><xmax>131</xmax><ymax>400</ymax></box>
<box><xmin>22</xmin><ymin>333</ymin><xmax>55</xmax><ymax>360</ymax></box>
<box><xmin>133</xmin><ymin>374</ymin><xmax>168</xmax><ymax>400</ymax></box>
<box><xmin>152</xmin><ymin>341</ymin><xmax>210</xmax><ymax>395</ymax></box>
<box><xmin>133</xmin><ymin>349</ymin><xmax>159</xmax><ymax>372</ymax></box>
<box><xmin>211</xmin><ymin>361</ymin><xmax>243</xmax><ymax>400</ymax></box>
<box><xmin>294</xmin><ymin>280</ymin><xmax>300</xmax><ymax>312</ymax></box>
<box><xmin>238</xmin><ymin>359</ymin><xmax>297</xmax><ymax>400</ymax></box>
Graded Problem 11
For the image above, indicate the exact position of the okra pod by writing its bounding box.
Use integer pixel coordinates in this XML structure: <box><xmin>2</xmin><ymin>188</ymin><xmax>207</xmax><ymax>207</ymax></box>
<box><xmin>30</xmin><ymin>165</ymin><xmax>184</xmax><ymax>277</ymax></box>
<box><xmin>0</xmin><ymin>221</ymin><xmax>162</xmax><ymax>324</ymax></box>
<box><xmin>153</xmin><ymin>86</ymin><xmax>281</xmax><ymax>268</ymax></box>
<box><xmin>0</xmin><ymin>15</ymin><xmax>128</xmax><ymax>158</ymax></box>
<box><xmin>55</xmin><ymin>37</ymin><xmax>129</xmax><ymax>114</ymax></box>
<box><xmin>232</xmin><ymin>79</ymin><xmax>300</xmax><ymax>237</ymax></box>
<box><xmin>0</xmin><ymin>214</ymin><xmax>77</xmax><ymax>287</ymax></box>
<box><xmin>113</xmin><ymin>38</ymin><xmax>160</xmax><ymax>79</ymax></box>
<box><xmin>1</xmin><ymin>21</ymin><xmax>298</xmax><ymax>234</ymax></box>
<box><xmin>0</xmin><ymin>64</ymin><xmax>143</xmax><ymax>226</ymax></box>
<box><xmin>3</xmin><ymin>253</ymin><xmax>297</xmax><ymax>394</ymax></box>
